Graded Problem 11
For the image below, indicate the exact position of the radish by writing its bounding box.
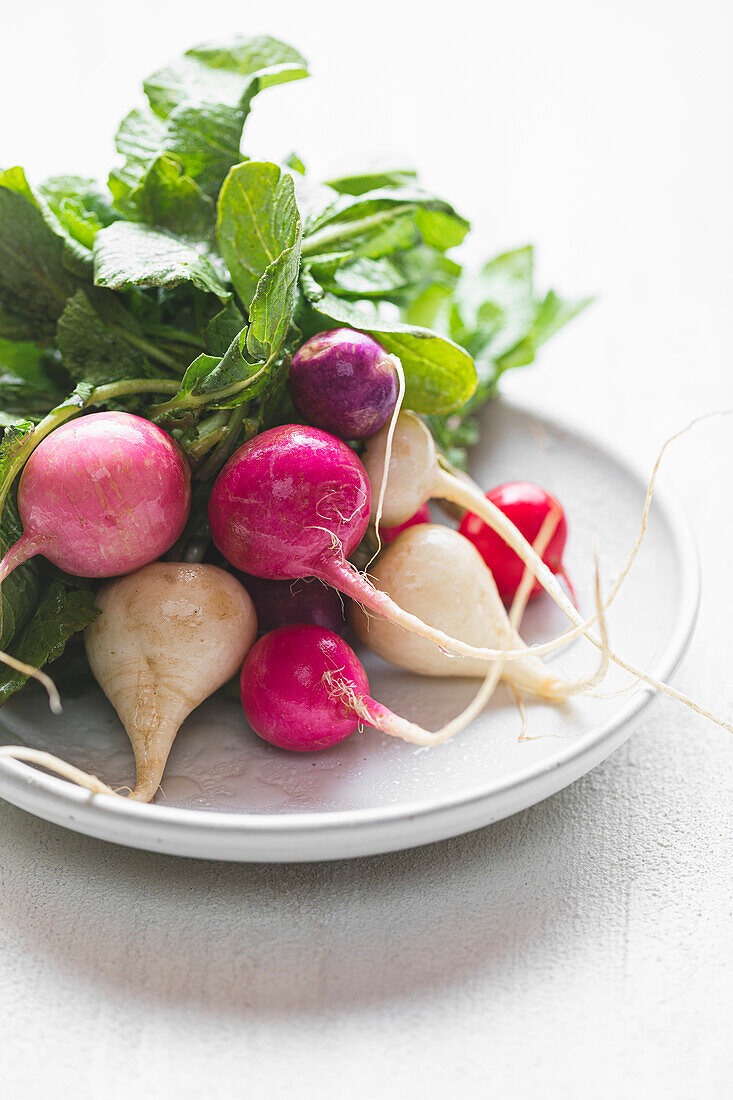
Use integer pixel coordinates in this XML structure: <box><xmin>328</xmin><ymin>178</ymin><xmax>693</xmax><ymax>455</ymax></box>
<box><xmin>0</xmin><ymin>412</ymin><xmax>191</xmax><ymax>583</ymax></box>
<box><xmin>379</xmin><ymin>503</ymin><xmax>431</xmax><ymax>545</ymax></box>
<box><xmin>351</xmin><ymin>523</ymin><xmax>603</xmax><ymax>700</ymax></box>
<box><xmin>207</xmin><ymin>423</ymin><xmax>511</xmax><ymax>657</ymax></box>
<box><xmin>238</xmin><ymin>573</ymin><xmax>347</xmax><ymax>635</ymax></box>
<box><xmin>289</xmin><ymin>329</ymin><xmax>400</xmax><ymax>440</ymax></box>
<box><xmin>458</xmin><ymin>482</ymin><xmax>572</xmax><ymax>603</ymax></box>
<box><xmin>85</xmin><ymin>562</ymin><xmax>257</xmax><ymax>802</ymax></box>
<box><xmin>238</xmin><ymin>622</ymin><xmax>533</xmax><ymax>750</ymax></box>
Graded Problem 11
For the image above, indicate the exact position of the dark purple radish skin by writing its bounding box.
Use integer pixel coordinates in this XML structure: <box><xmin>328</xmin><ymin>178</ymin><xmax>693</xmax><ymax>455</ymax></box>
<box><xmin>289</xmin><ymin>329</ymin><xmax>399</xmax><ymax>440</ymax></box>
<box><xmin>0</xmin><ymin>411</ymin><xmax>191</xmax><ymax>583</ymax></box>
<box><xmin>239</xmin><ymin>625</ymin><xmax>433</xmax><ymax>751</ymax></box>
<box><xmin>237</xmin><ymin>573</ymin><xmax>347</xmax><ymax>636</ymax></box>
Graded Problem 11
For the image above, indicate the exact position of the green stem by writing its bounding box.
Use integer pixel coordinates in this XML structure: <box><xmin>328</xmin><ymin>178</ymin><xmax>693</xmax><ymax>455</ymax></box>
<box><xmin>301</xmin><ymin>204</ymin><xmax>416</xmax><ymax>258</ymax></box>
<box><xmin>107</xmin><ymin>325</ymin><xmax>183</xmax><ymax>372</ymax></box>
<box><xmin>142</xmin><ymin>325</ymin><xmax>205</xmax><ymax>349</ymax></box>
<box><xmin>148</xmin><ymin>359</ymin><xmax>271</xmax><ymax>417</ymax></box>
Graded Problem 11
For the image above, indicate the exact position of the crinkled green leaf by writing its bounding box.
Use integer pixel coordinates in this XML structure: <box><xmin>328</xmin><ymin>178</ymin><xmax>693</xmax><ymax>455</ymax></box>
<box><xmin>0</xmin><ymin>580</ymin><xmax>100</xmax><ymax>705</ymax></box>
<box><xmin>56</xmin><ymin>289</ymin><xmax>151</xmax><ymax>385</ymax></box>
<box><xmin>93</xmin><ymin>222</ymin><xmax>229</xmax><ymax>298</ymax></box>
<box><xmin>217</xmin><ymin>161</ymin><xmax>299</xmax><ymax>308</ymax></box>
<box><xmin>129</xmin><ymin>155</ymin><xmax>215</xmax><ymax>243</ymax></box>
<box><xmin>0</xmin><ymin>489</ymin><xmax>42</xmax><ymax>651</ymax></box>
<box><xmin>0</xmin><ymin>180</ymin><xmax>79</xmax><ymax>342</ymax></box>
<box><xmin>110</xmin><ymin>36</ymin><xmax>309</xmax><ymax>204</ymax></box>
<box><xmin>39</xmin><ymin>175</ymin><xmax>117</xmax><ymax>250</ymax></box>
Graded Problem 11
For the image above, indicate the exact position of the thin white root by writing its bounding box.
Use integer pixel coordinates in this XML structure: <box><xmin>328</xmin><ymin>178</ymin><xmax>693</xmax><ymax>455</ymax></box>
<box><xmin>0</xmin><ymin>746</ymin><xmax>117</xmax><ymax>795</ymax></box>
<box><xmin>0</xmin><ymin>650</ymin><xmax>62</xmax><ymax>714</ymax></box>
<box><xmin>511</xmin><ymin>685</ymin><xmax>530</xmax><ymax>741</ymax></box>
<box><xmin>369</xmin><ymin>354</ymin><xmax>406</xmax><ymax>568</ymax></box>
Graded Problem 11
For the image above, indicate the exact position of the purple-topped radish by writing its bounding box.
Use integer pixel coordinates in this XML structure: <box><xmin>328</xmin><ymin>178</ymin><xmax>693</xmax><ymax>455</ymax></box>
<box><xmin>238</xmin><ymin>573</ymin><xmax>347</xmax><ymax>635</ymax></box>
<box><xmin>0</xmin><ymin>412</ymin><xmax>191</xmax><ymax>582</ymax></box>
<box><xmin>289</xmin><ymin>328</ymin><xmax>399</xmax><ymax>439</ymax></box>
<box><xmin>240</xmin><ymin>624</ymin><xmax>479</xmax><ymax>750</ymax></box>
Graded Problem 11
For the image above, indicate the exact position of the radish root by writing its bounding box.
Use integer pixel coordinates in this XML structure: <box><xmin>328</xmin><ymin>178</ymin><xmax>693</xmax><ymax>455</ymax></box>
<box><xmin>0</xmin><ymin>746</ymin><xmax>117</xmax><ymax>796</ymax></box>
<box><xmin>370</xmin><ymin>354</ymin><xmax>406</xmax><ymax>565</ymax></box>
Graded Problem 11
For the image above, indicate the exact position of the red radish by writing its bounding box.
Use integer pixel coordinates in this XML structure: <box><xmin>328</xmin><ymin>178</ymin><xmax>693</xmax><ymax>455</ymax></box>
<box><xmin>458</xmin><ymin>482</ymin><xmax>571</xmax><ymax>602</ymax></box>
<box><xmin>0</xmin><ymin>412</ymin><xmax>191</xmax><ymax>583</ymax></box>
<box><xmin>289</xmin><ymin>329</ymin><xmax>400</xmax><ymax>440</ymax></box>
<box><xmin>239</xmin><ymin>623</ymin><xmax>515</xmax><ymax>750</ymax></box>
<box><xmin>208</xmin><ymin>423</ymin><xmax>528</xmax><ymax>659</ymax></box>
<box><xmin>379</xmin><ymin>503</ymin><xmax>431</xmax><ymax>545</ymax></box>
<box><xmin>237</xmin><ymin>573</ymin><xmax>347</xmax><ymax>635</ymax></box>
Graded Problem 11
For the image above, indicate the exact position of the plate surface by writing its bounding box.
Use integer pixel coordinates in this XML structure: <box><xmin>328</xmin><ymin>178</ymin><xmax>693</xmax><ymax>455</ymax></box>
<box><xmin>0</xmin><ymin>402</ymin><xmax>699</xmax><ymax>861</ymax></box>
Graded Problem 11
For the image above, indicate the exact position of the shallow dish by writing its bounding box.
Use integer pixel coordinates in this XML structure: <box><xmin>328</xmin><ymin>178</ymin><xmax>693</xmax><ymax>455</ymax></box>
<box><xmin>0</xmin><ymin>401</ymin><xmax>699</xmax><ymax>861</ymax></box>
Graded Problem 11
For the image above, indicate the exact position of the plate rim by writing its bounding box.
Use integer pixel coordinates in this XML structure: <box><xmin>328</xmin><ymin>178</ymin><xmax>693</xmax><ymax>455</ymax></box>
<box><xmin>0</xmin><ymin>400</ymin><xmax>701</xmax><ymax>858</ymax></box>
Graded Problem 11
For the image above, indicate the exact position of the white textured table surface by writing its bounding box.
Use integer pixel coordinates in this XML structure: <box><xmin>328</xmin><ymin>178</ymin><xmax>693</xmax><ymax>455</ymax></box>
<box><xmin>3</xmin><ymin>2</ymin><xmax>732</xmax><ymax>1096</ymax></box>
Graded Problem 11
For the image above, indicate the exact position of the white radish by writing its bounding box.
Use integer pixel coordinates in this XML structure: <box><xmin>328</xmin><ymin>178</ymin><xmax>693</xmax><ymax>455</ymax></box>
<box><xmin>85</xmin><ymin>562</ymin><xmax>257</xmax><ymax>802</ymax></box>
<box><xmin>351</xmin><ymin>524</ymin><xmax>606</xmax><ymax>702</ymax></box>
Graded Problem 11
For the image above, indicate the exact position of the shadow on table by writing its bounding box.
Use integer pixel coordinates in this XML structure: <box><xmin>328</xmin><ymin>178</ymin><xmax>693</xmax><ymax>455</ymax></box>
<box><xmin>0</xmin><ymin>759</ymin><xmax>628</xmax><ymax>1018</ymax></box>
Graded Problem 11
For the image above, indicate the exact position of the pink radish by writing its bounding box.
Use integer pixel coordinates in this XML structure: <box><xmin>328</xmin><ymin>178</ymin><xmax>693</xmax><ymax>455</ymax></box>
<box><xmin>458</xmin><ymin>482</ymin><xmax>572</xmax><ymax>602</ymax></box>
<box><xmin>239</xmin><ymin>623</ymin><xmax>528</xmax><ymax>750</ymax></box>
<box><xmin>0</xmin><ymin>411</ymin><xmax>191</xmax><ymax>582</ymax></box>
<box><xmin>207</xmin><ymin>423</ymin><xmax>495</xmax><ymax>657</ymax></box>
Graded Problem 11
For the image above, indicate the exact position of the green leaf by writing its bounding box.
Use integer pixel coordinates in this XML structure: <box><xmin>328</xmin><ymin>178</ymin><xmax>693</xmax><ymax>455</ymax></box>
<box><xmin>110</xmin><ymin>36</ymin><xmax>309</xmax><ymax>203</ymax></box>
<box><xmin>39</xmin><ymin>175</ymin><xmax>117</xmax><ymax>250</ymax></box>
<box><xmin>217</xmin><ymin>161</ymin><xmax>300</xmax><ymax>308</ymax></box>
<box><xmin>0</xmin><ymin>580</ymin><xmax>100</xmax><ymax>706</ymax></box>
<box><xmin>245</xmin><ymin>234</ymin><xmax>302</xmax><ymax>361</ymax></box>
<box><xmin>300</xmin><ymin>280</ymin><xmax>476</xmax><ymax>415</ymax></box>
<box><xmin>0</xmin><ymin>180</ymin><xmax>79</xmax><ymax>342</ymax></box>
<box><xmin>323</xmin><ymin>168</ymin><xmax>418</xmax><ymax>195</ymax></box>
<box><xmin>204</xmin><ymin>298</ymin><xmax>246</xmax><ymax>354</ymax></box>
<box><xmin>303</xmin><ymin>188</ymin><xmax>469</xmax><ymax>262</ymax></box>
<box><xmin>0</xmin><ymin>490</ymin><xmax>43</xmax><ymax>652</ymax></box>
<box><xmin>56</xmin><ymin>289</ymin><xmax>152</xmax><ymax>385</ymax></box>
<box><xmin>128</xmin><ymin>155</ymin><xmax>215</xmax><ymax>243</ymax></box>
<box><xmin>0</xmin><ymin>339</ymin><xmax>66</xmax><ymax>415</ymax></box>
<box><xmin>93</xmin><ymin>221</ymin><xmax>229</xmax><ymax>298</ymax></box>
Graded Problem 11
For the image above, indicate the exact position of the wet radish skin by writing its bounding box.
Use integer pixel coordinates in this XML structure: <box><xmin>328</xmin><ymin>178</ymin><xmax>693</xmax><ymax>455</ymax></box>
<box><xmin>240</xmin><ymin>624</ymin><xmax>368</xmax><ymax>751</ymax></box>
<box><xmin>458</xmin><ymin>481</ymin><xmax>567</xmax><ymax>602</ymax></box>
<box><xmin>289</xmin><ymin>329</ymin><xmax>399</xmax><ymax>440</ymax></box>
<box><xmin>208</xmin><ymin>424</ymin><xmax>371</xmax><ymax>579</ymax></box>
<box><xmin>15</xmin><ymin>411</ymin><xmax>190</xmax><ymax>577</ymax></box>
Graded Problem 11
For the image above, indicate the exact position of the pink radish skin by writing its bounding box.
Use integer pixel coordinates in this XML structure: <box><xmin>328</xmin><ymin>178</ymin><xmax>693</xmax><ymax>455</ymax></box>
<box><xmin>240</xmin><ymin>624</ymin><xmax>444</xmax><ymax>751</ymax></box>
<box><xmin>209</xmin><ymin>424</ymin><xmax>539</xmax><ymax>660</ymax></box>
<box><xmin>0</xmin><ymin>412</ymin><xmax>191</xmax><ymax>582</ymax></box>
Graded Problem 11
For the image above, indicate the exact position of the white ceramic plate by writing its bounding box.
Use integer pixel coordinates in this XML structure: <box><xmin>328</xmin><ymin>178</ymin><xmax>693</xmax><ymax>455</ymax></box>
<box><xmin>0</xmin><ymin>401</ymin><xmax>699</xmax><ymax>861</ymax></box>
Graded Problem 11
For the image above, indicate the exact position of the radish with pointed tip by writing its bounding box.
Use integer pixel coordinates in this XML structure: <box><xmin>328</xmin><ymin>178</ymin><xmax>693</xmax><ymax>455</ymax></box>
<box><xmin>208</xmin><ymin>423</ymin><xmax>532</xmax><ymax>659</ymax></box>
<box><xmin>289</xmin><ymin>329</ymin><xmax>400</xmax><ymax>440</ymax></box>
<box><xmin>351</xmin><ymin>524</ymin><xmax>603</xmax><ymax>700</ymax></box>
<box><xmin>85</xmin><ymin>562</ymin><xmax>257</xmax><ymax>802</ymax></box>
<box><xmin>239</xmin><ymin>623</ymin><xmax>522</xmax><ymax>751</ymax></box>
<box><xmin>0</xmin><ymin>412</ymin><xmax>191</xmax><ymax>583</ymax></box>
<box><xmin>458</xmin><ymin>482</ymin><xmax>573</xmax><ymax>603</ymax></box>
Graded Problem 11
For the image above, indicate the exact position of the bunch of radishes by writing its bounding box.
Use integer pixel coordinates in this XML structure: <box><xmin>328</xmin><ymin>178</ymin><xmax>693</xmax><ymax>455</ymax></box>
<box><xmin>0</xmin><ymin>328</ymin><xmax>723</xmax><ymax>802</ymax></box>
